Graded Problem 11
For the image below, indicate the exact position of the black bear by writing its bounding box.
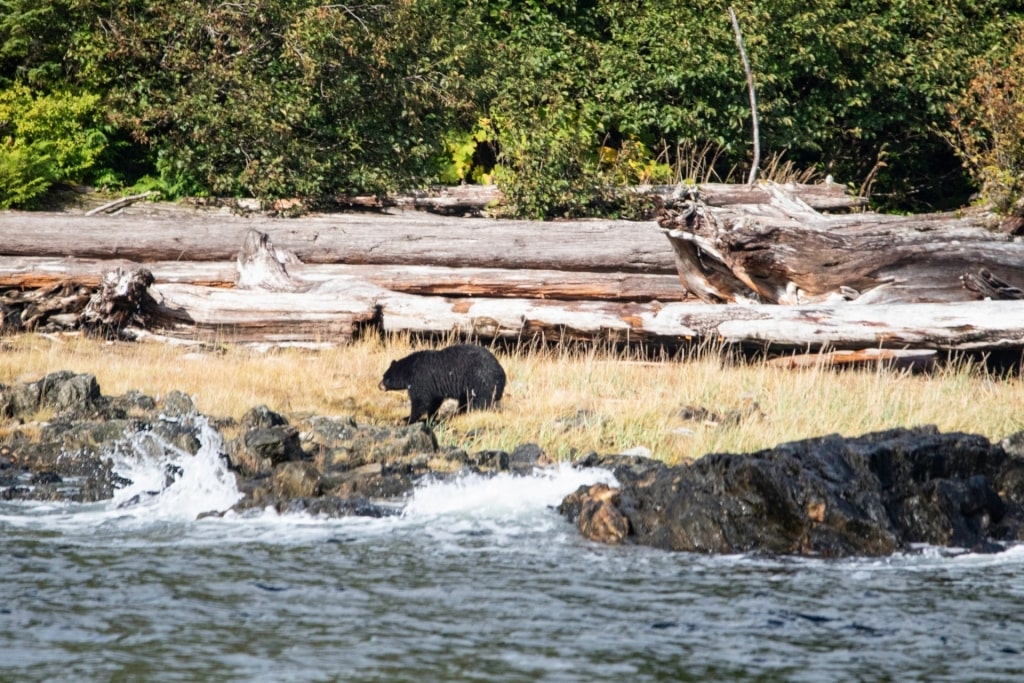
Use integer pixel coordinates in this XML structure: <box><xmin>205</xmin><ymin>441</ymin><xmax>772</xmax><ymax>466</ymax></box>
<box><xmin>380</xmin><ymin>344</ymin><xmax>506</xmax><ymax>424</ymax></box>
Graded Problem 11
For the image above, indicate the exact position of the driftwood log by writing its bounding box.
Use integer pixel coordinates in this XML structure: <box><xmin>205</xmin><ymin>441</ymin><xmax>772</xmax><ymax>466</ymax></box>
<box><xmin>0</xmin><ymin>209</ymin><xmax>677</xmax><ymax>272</ymax></box>
<box><xmin>0</xmin><ymin>257</ymin><xmax>688</xmax><ymax>303</ymax></box>
<box><xmin>2</xmin><ymin>182</ymin><xmax>1024</xmax><ymax>353</ymax></box>
<box><xmin>340</xmin><ymin>181</ymin><xmax>868</xmax><ymax>214</ymax></box>
<box><xmin>658</xmin><ymin>185</ymin><xmax>1023</xmax><ymax>304</ymax></box>
<box><xmin>135</xmin><ymin>287</ymin><xmax>1024</xmax><ymax>350</ymax></box>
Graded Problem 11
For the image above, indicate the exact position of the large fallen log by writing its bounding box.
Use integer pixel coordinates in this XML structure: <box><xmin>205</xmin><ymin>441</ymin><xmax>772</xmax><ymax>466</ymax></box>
<box><xmin>141</xmin><ymin>280</ymin><xmax>381</xmax><ymax>344</ymax></box>
<box><xmin>658</xmin><ymin>186</ymin><xmax>1021</xmax><ymax>304</ymax></box>
<box><xmin>4</xmin><ymin>258</ymin><xmax>1023</xmax><ymax>351</ymax></box>
<box><xmin>0</xmin><ymin>209</ymin><xmax>678</xmax><ymax>273</ymax></box>
<box><xmin>133</xmin><ymin>282</ymin><xmax>1024</xmax><ymax>351</ymax></box>
<box><xmin>341</xmin><ymin>180</ymin><xmax>868</xmax><ymax>214</ymax></box>
<box><xmin>0</xmin><ymin>257</ymin><xmax>689</xmax><ymax>302</ymax></box>
<box><xmin>0</xmin><ymin>181</ymin><xmax>956</xmax><ymax>273</ymax></box>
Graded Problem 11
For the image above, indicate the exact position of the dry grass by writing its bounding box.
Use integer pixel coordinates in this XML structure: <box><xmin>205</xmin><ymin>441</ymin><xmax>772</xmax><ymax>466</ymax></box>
<box><xmin>1</xmin><ymin>333</ymin><xmax>1022</xmax><ymax>465</ymax></box>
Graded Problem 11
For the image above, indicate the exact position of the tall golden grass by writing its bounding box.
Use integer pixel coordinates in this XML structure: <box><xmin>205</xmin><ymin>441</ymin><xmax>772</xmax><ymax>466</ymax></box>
<box><xmin>2</xmin><ymin>333</ymin><xmax>1021</xmax><ymax>464</ymax></box>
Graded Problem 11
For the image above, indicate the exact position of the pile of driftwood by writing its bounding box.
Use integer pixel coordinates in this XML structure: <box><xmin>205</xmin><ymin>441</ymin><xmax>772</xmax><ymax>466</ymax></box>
<box><xmin>1</xmin><ymin>182</ymin><xmax>1023</xmax><ymax>357</ymax></box>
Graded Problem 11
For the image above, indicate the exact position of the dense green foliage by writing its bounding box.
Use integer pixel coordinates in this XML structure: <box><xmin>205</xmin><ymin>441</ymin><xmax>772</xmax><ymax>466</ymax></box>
<box><xmin>0</xmin><ymin>84</ymin><xmax>106</xmax><ymax>207</ymax></box>
<box><xmin>0</xmin><ymin>0</ymin><xmax>1020</xmax><ymax>216</ymax></box>
<box><xmin>945</xmin><ymin>24</ymin><xmax>1024</xmax><ymax>216</ymax></box>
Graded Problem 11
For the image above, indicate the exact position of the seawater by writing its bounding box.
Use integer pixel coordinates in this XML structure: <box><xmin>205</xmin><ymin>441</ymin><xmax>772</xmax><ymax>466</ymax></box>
<box><xmin>2</xmin><ymin>423</ymin><xmax>1023</xmax><ymax>682</ymax></box>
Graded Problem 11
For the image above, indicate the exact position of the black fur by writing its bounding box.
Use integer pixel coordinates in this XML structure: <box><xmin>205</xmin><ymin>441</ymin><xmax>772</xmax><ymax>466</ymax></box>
<box><xmin>380</xmin><ymin>344</ymin><xmax>506</xmax><ymax>424</ymax></box>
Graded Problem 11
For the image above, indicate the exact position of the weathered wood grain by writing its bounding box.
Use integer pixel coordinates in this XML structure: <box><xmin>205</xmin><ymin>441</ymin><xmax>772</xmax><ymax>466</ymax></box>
<box><xmin>659</xmin><ymin>188</ymin><xmax>1019</xmax><ymax>304</ymax></box>
<box><xmin>0</xmin><ymin>257</ymin><xmax>690</xmax><ymax>302</ymax></box>
<box><xmin>1</xmin><ymin>209</ymin><xmax>677</xmax><ymax>273</ymax></box>
<box><xmin>346</xmin><ymin>181</ymin><xmax>867</xmax><ymax>213</ymax></box>
<box><xmin>139</xmin><ymin>282</ymin><xmax>1024</xmax><ymax>351</ymax></box>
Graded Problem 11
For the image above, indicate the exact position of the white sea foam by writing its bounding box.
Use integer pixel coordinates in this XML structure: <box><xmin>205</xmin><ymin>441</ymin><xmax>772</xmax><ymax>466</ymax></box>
<box><xmin>210</xmin><ymin>462</ymin><xmax>620</xmax><ymax>545</ymax></box>
<box><xmin>106</xmin><ymin>415</ymin><xmax>243</xmax><ymax>520</ymax></box>
<box><xmin>0</xmin><ymin>415</ymin><xmax>241</xmax><ymax>531</ymax></box>
<box><xmin>402</xmin><ymin>464</ymin><xmax>618</xmax><ymax>520</ymax></box>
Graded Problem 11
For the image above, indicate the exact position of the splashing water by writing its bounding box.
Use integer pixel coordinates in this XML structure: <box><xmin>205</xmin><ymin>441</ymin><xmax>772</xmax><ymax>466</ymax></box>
<box><xmin>404</xmin><ymin>464</ymin><xmax>617</xmax><ymax>519</ymax></box>
<box><xmin>106</xmin><ymin>414</ymin><xmax>243</xmax><ymax>520</ymax></box>
<box><xmin>0</xmin><ymin>415</ymin><xmax>242</xmax><ymax>531</ymax></box>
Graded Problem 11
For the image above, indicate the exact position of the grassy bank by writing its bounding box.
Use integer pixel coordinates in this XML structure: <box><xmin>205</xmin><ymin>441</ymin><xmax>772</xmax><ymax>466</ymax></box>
<box><xmin>1</xmin><ymin>334</ymin><xmax>1022</xmax><ymax>464</ymax></box>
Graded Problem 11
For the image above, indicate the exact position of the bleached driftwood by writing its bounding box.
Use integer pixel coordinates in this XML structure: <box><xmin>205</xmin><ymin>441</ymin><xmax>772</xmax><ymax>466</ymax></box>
<box><xmin>659</xmin><ymin>186</ymin><xmax>1021</xmax><ymax>304</ymax></box>
<box><xmin>341</xmin><ymin>181</ymin><xmax>867</xmax><ymax>214</ymax></box>
<box><xmin>83</xmin><ymin>190</ymin><xmax>160</xmax><ymax>216</ymax></box>
<box><xmin>0</xmin><ymin>210</ymin><xmax>678</xmax><ymax>272</ymax></box>
<box><xmin>4</xmin><ymin>187</ymin><xmax>1024</xmax><ymax>353</ymax></box>
<box><xmin>134</xmin><ymin>286</ymin><xmax>1024</xmax><ymax>350</ymax></box>
<box><xmin>0</xmin><ymin>257</ymin><xmax>688</xmax><ymax>303</ymax></box>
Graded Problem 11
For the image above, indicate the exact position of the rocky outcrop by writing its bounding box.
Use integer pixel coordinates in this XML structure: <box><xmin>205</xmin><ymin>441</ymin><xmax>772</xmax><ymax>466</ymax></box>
<box><xmin>7</xmin><ymin>370</ymin><xmax>1024</xmax><ymax>556</ymax></box>
<box><xmin>562</xmin><ymin>426</ymin><xmax>1024</xmax><ymax>556</ymax></box>
<box><xmin>0</xmin><ymin>371</ymin><xmax>549</xmax><ymax>516</ymax></box>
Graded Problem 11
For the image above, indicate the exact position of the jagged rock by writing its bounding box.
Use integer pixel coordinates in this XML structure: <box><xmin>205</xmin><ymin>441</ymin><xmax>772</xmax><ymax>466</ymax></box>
<box><xmin>1</xmin><ymin>369</ymin><xmax>561</xmax><ymax>519</ymax></box>
<box><xmin>275</xmin><ymin>496</ymin><xmax>399</xmax><ymax>518</ymax></box>
<box><xmin>322</xmin><ymin>462</ymin><xmax>414</xmax><ymax>499</ymax></box>
<box><xmin>468</xmin><ymin>450</ymin><xmax>509</xmax><ymax>472</ymax></box>
<box><xmin>42</xmin><ymin>371</ymin><xmax>103</xmax><ymax>415</ymax></box>
<box><xmin>559</xmin><ymin>483</ymin><xmax>630</xmax><ymax>545</ymax></box>
<box><xmin>241</xmin><ymin>404</ymin><xmax>289</xmax><ymax>429</ymax></box>
<box><xmin>243</xmin><ymin>425</ymin><xmax>305</xmax><ymax>466</ymax></box>
<box><xmin>509</xmin><ymin>443</ymin><xmax>548</xmax><ymax>473</ymax></box>
<box><xmin>573</xmin><ymin>450</ymin><xmax>667</xmax><ymax>480</ymax></box>
<box><xmin>273</xmin><ymin>461</ymin><xmax>323</xmax><ymax>498</ymax></box>
<box><xmin>0</xmin><ymin>370</ymin><xmax>104</xmax><ymax>418</ymax></box>
<box><xmin>109</xmin><ymin>389</ymin><xmax>158</xmax><ymax>415</ymax></box>
<box><xmin>159</xmin><ymin>390</ymin><xmax>197</xmax><ymax>417</ymax></box>
<box><xmin>303</xmin><ymin>416</ymin><xmax>437</xmax><ymax>470</ymax></box>
<box><xmin>224</xmin><ymin>406</ymin><xmax>308</xmax><ymax>475</ymax></box>
<box><xmin>564</xmin><ymin>426</ymin><xmax>1024</xmax><ymax>556</ymax></box>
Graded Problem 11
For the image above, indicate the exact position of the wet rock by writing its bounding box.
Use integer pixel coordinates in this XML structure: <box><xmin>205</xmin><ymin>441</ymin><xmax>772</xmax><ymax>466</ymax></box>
<box><xmin>276</xmin><ymin>496</ymin><xmax>399</xmax><ymax>518</ymax></box>
<box><xmin>0</xmin><ymin>372</ymin><xmax>214</xmax><ymax>503</ymax></box>
<box><xmin>225</xmin><ymin>407</ymin><xmax>308</xmax><ymax>475</ymax></box>
<box><xmin>470</xmin><ymin>450</ymin><xmax>510</xmax><ymax>472</ymax></box>
<box><xmin>44</xmin><ymin>419</ymin><xmax>142</xmax><ymax>456</ymax></box>
<box><xmin>1</xmin><ymin>370</ymin><xmax>512</xmax><ymax>517</ymax></box>
<box><xmin>564</xmin><ymin>426</ymin><xmax>1024</xmax><ymax>557</ymax></box>
<box><xmin>304</xmin><ymin>416</ymin><xmax>437</xmax><ymax>470</ymax></box>
<box><xmin>509</xmin><ymin>443</ymin><xmax>548</xmax><ymax>474</ymax></box>
<box><xmin>559</xmin><ymin>483</ymin><xmax>630</xmax><ymax>545</ymax></box>
<box><xmin>323</xmin><ymin>463</ymin><xmax>415</xmax><ymax>499</ymax></box>
<box><xmin>29</xmin><ymin>470</ymin><xmax>62</xmax><ymax>485</ymax></box>
<box><xmin>573</xmin><ymin>450</ymin><xmax>666</xmax><ymax>480</ymax></box>
<box><xmin>148</xmin><ymin>419</ymin><xmax>203</xmax><ymax>455</ymax></box>
<box><xmin>244</xmin><ymin>425</ymin><xmax>305</xmax><ymax>466</ymax></box>
<box><xmin>273</xmin><ymin>461</ymin><xmax>323</xmax><ymax>498</ymax></box>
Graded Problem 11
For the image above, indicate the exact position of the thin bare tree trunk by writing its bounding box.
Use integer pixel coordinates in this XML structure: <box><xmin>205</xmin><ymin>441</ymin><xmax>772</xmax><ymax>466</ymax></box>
<box><xmin>730</xmin><ymin>6</ymin><xmax>760</xmax><ymax>185</ymax></box>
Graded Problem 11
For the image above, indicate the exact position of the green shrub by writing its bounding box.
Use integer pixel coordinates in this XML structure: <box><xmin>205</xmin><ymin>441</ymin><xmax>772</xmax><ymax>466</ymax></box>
<box><xmin>83</xmin><ymin>0</ymin><xmax>475</xmax><ymax>200</ymax></box>
<box><xmin>439</xmin><ymin>119</ymin><xmax>498</xmax><ymax>185</ymax></box>
<box><xmin>0</xmin><ymin>84</ymin><xmax>106</xmax><ymax>208</ymax></box>
<box><xmin>945</xmin><ymin>25</ymin><xmax>1024</xmax><ymax>216</ymax></box>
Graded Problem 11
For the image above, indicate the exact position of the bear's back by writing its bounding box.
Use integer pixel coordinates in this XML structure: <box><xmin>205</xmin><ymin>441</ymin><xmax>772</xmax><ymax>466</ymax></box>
<box><xmin>439</xmin><ymin>345</ymin><xmax>505</xmax><ymax>397</ymax></box>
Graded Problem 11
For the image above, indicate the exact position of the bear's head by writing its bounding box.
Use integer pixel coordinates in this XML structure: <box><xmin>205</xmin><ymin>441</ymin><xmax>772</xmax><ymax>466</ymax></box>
<box><xmin>379</xmin><ymin>357</ymin><xmax>414</xmax><ymax>391</ymax></box>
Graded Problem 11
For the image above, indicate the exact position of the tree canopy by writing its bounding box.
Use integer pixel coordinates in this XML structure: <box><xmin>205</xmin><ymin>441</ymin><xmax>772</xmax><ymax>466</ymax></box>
<box><xmin>0</xmin><ymin>0</ymin><xmax>1020</xmax><ymax>217</ymax></box>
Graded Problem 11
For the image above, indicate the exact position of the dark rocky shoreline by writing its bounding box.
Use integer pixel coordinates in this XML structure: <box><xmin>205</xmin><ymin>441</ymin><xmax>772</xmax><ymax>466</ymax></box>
<box><xmin>3</xmin><ymin>370</ymin><xmax>1024</xmax><ymax>557</ymax></box>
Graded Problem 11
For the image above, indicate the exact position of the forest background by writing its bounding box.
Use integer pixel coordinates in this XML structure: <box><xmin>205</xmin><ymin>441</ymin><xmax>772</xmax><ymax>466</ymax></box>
<box><xmin>1</xmin><ymin>0</ymin><xmax>1022</xmax><ymax>219</ymax></box>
